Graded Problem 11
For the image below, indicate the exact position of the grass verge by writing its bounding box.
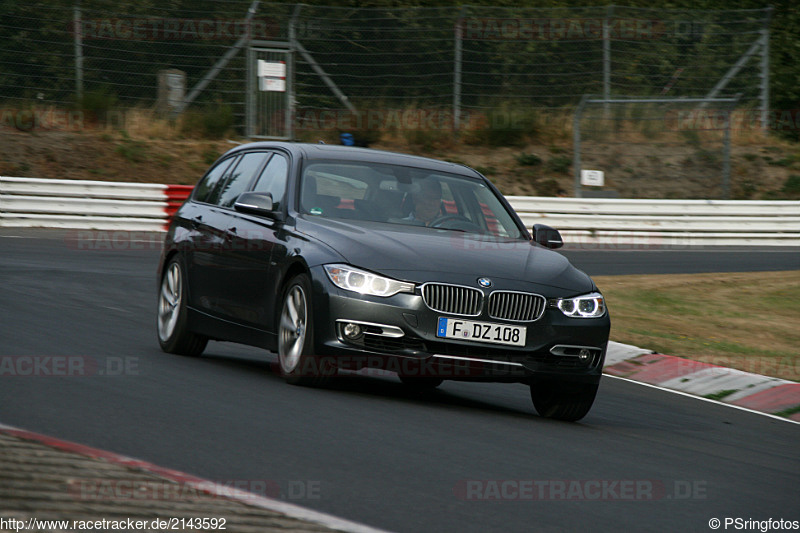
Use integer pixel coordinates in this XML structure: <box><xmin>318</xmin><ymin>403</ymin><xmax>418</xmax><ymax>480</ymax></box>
<box><xmin>595</xmin><ymin>270</ymin><xmax>800</xmax><ymax>381</ymax></box>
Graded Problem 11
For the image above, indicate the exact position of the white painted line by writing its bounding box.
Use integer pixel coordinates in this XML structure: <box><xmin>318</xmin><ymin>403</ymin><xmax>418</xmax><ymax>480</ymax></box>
<box><xmin>604</xmin><ymin>374</ymin><xmax>800</xmax><ymax>425</ymax></box>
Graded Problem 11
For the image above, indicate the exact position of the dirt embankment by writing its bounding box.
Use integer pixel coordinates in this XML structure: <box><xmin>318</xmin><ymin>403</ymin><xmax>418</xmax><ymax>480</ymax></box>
<box><xmin>1</xmin><ymin>126</ymin><xmax>798</xmax><ymax>199</ymax></box>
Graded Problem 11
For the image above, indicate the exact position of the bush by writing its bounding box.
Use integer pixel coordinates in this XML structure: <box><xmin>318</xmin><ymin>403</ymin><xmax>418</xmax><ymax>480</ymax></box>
<box><xmin>403</xmin><ymin>128</ymin><xmax>449</xmax><ymax>152</ymax></box>
<box><xmin>180</xmin><ymin>104</ymin><xmax>234</xmax><ymax>139</ymax></box>
<box><xmin>768</xmin><ymin>156</ymin><xmax>796</xmax><ymax>167</ymax></box>
<box><xmin>202</xmin><ymin>148</ymin><xmax>221</xmax><ymax>165</ymax></box>
<box><xmin>79</xmin><ymin>85</ymin><xmax>117</xmax><ymax>121</ymax></box>
<box><xmin>515</xmin><ymin>152</ymin><xmax>542</xmax><ymax>166</ymax></box>
<box><xmin>695</xmin><ymin>148</ymin><xmax>720</xmax><ymax>165</ymax></box>
<box><xmin>115</xmin><ymin>140</ymin><xmax>146</xmax><ymax>163</ymax></box>
<box><xmin>679</xmin><ymin>129</ymin><xmax>702</xmax><ymax>147</ymax></box>
<box><xmin>781</xmin><ymin>175</ymin><xmax>800</xmax><ymax>198</ymax></box>
<box><xmin>545</xmin><ymin>155</ymin><xmax>572</xmax><ymax>174</ymax></box>
<box><xmin>338</xmin><ymin>111</ymin><xmax>385</xmax><ymax>146</ymax></box>
<box><xmin>465</xmin><ymin>106</ymin><xmax>537</xmax><ymax>147</ymax></box>
<box><xmin>346</xmin><ymin>128</ymin><xmax>383</xmax><ymax>147</ymax></box>
<box><xmin>536</xmin><ymin>178</ymin><xmax>562</xmax><ymax>196</ymax></box>
<box><xmin>201</xmin><ymin>104</ymin><xmax>234</xmax><ymax>139</ymax></box>
<box><xmin>180</xmin><ymin>110</ymin><xmax>204</xmax><ymax>138</ymax></box>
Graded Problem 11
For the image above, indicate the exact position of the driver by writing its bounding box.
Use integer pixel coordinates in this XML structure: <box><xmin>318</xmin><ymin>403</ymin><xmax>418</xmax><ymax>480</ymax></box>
<box><xmin>406</xmin><ymin>179</ymin><xmax>443</xmax><ymax>226</ymax></box>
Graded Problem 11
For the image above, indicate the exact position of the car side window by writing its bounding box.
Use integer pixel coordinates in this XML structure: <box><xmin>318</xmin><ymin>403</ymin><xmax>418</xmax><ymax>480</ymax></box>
<box><xmin>252</xmin><ymin>153</ymin><xmax>289</xmax><ymax>210</ymax></box>
<box><xmin>218</xmin><ymin>152</ymin><xmax>269</xmax><ymax>208</ymax></box>
<box><xmin>193</xmin><ymin>156</ymin><xmax>235</xmax><ymax>204</ymax></box>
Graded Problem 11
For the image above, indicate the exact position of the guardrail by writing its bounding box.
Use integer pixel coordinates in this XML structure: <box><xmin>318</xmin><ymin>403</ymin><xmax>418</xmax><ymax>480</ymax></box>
<box><xmin>0</xmin><ymin>177</ymin><xmax>192</xmax><ymax>232</ymax></box>
<box><xmin>1</xmin><ymin>177</ymin><xmax>799</xmax><ymax>246</ymax></box>
<box><xmin>510</xmin><ymin>197</ymin><xmax>800</xmax><ymax>247</ymax></box>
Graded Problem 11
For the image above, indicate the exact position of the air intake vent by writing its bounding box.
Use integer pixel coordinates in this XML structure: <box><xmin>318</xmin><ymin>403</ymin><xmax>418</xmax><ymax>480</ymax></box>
<box><xmin>488</xmin><ymin>291</ymin><xmax>546</xmax><ymax>322</ymax></box>
<box><xmin>421</xmin><ymin>283</ymin><xmax>483</xmax><ymax>316</ymax></box>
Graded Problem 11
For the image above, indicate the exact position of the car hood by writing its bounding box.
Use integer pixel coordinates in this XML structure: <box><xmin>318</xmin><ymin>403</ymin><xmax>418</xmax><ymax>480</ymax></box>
<box><xmin>297</xmin><ymin>216</ymin><xmax>595</xmax><ymax>294</ymax></box>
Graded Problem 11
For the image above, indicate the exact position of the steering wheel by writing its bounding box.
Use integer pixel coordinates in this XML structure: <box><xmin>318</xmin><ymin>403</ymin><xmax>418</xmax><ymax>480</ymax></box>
<box><xmin>429</xmin><ymin>214</ymin><xmax>483</xmax><ymax>232</ymax></box>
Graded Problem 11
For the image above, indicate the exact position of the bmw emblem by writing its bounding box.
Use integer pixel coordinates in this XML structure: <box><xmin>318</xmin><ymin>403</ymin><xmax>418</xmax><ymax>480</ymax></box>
<box><xmin>477</xmin><ymin>277</ymin><xmax>492</xmax><ymax>288</ymax></box>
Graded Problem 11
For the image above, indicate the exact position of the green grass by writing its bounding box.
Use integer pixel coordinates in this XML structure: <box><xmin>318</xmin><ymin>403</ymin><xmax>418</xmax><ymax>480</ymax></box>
<box><xmin>115</xmin><ymin>140</ymin><xmax>146</xmax><ymax>163</ymax></box>
<box><xmin>596</xmin><ymin>271</ymin><xmax>800</xmax><ymax>381</ymax></box>
<box><xmin>774</xmin><ymin>405</ymin><xmax>800</xmax><ymax>418</ymax></box>
<box><xmin>704</xmin><ymin>390</ymin><xmax>739</xmax><ymax>401</ymax></box>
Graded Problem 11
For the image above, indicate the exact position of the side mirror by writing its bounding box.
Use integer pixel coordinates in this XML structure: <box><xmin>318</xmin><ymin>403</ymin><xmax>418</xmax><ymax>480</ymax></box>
<box><xmin>532</xmin><ymin>223</ymin><xmax>564</xmax><ymax>249</ymax></box>
<box><xmin>234</xmin><ymin>192</ymin><xmax>280</xmax><ymax>219</ymax></box>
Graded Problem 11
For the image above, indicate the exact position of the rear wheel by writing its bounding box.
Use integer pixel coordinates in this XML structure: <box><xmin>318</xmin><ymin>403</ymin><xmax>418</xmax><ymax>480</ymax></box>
<box><xmin>530</xmin><ymin>381</ymin><xmax>598</xmax><ymax>422</ymax></box>
<box><xmin>278</xmin><ymin>274</ymin><xmax>335</xmax><ymax>386</ymax></box>
<box><xmin>157</xmin><ymin>257</ymin><xmax>207</xmax><ymax>356</ymax></box>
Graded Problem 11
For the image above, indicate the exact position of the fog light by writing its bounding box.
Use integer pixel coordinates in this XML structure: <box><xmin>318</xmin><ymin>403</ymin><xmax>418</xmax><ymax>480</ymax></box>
<box><xmin>578</xmin><ymin>349</ymin><xmax>592</xmax><ymax>361</ymax></box>
<box><xmin>343</xmin><ymin>323</ymin><xmax>363</xmax><ymax>340</ymax></box>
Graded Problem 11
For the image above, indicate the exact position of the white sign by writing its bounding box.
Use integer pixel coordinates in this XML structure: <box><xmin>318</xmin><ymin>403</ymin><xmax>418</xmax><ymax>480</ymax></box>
<box><xmin>260</xmin><ymin>77</ymin><xmax>286</xmax><ymax>92</ymax></box>
<box><xmin>165</xmin><ymin>73</ymin><xmax>185</xmax><ymax>107</ymax></box>
<box><xmin>581</xmin><ymin>169</ymin><xmax>605</xmax><ymax>187</ymax></box>
<box><xmin>257</xmin><ymin>60</ymin><xmax>286</xmax><ymax>78</ymax></box>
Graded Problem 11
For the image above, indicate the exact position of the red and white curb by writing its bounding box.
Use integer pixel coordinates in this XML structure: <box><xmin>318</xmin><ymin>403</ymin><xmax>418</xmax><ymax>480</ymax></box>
<box><xmin>0</xmin><ymin>423</ymin><xmax>391</xmax><ymax>533</ymax></box>
<box><xmin>604</xmin><ymin>341</ymin><xmax>800</xmax><ymax>423</ymax></box>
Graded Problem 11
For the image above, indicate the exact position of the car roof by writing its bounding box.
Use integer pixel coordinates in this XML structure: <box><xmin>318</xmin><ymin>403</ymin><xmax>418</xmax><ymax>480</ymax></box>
<box><xmin>225</xmin><ymin>141</ymin><xmax>481</xmax><ymax>177</ymax></box>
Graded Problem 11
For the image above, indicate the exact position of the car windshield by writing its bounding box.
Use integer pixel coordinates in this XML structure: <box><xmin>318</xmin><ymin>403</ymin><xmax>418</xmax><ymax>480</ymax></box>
<box><xmin>300</xmin><ymin>160</ymin><xmax>525</xmax><ymax>239</ymax></box>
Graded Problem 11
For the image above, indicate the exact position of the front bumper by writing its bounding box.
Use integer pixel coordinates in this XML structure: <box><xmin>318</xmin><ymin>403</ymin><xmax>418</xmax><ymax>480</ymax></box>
<box><xmin>309</xmin><ymin>266</ymin><xmax>610</xmax><ymax>384</ymax></box>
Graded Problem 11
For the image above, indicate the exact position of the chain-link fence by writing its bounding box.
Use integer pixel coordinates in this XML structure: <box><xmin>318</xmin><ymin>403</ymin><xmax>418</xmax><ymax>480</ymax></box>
<box><xmin>1</xmin><ymin>2</ymin><xmax>771</xmax><ymax>132</ymax></box>
<box><xmin>575</xmin><ymin>97</ymin><xmax>743</xmax><ymax>199</ymax></box>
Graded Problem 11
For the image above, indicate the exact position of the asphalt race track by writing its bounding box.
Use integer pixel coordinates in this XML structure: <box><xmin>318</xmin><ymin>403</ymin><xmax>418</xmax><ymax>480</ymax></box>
<box><xmin>1</xmin><ymin>229</ymin><xmax>798</xmax><ymax>533</ymax></box>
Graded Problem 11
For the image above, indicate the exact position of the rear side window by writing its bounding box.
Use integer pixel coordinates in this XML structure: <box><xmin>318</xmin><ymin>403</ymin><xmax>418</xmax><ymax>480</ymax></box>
<box><xmin>252</xmin><ymin>153</ymin><xmax>289</xmax><ymax>211</ymax></box>
<box><xmin>194</xmin><ymin>157</ymin><xmax>235</xmax><ymax>204</ymax></box>
<box><xmin>218</xmin><ymin>152</ymin><xmax>269</xmax><ymax>208</ymax></box>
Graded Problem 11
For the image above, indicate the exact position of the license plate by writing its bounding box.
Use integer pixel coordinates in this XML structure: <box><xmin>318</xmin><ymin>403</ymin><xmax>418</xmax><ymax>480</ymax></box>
<box><xmin>437</xmin><ymin>317</ymin><xmax>526</xmax><ymax>347</ymax></box>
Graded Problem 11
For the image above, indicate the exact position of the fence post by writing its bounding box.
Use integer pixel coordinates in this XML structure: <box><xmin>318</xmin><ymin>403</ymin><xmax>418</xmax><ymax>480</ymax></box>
<box><xmin>602</xmin><ymin>5</ymin><xmax>612</xmax><ymax>114</ymax></box>
<box><xmin>246</xmin><ymin>47</ymin><xmax>254</xmax><ymax>138</ymax></box>
<box><xmin>723</xmin><ymin>108</ymin><xmax>731</xmax><ymax>199</ymax></box>
<box><xmin>73</xmin><ymin>1</ymin><xmax>83</xmax><ymax>102</ymax></box>
<box><xmin>573</xmin><ymin>95</ymin><xmax>589</xmax><ymax>198</ymax></box>
<box><xmin>722</xmin><ymin>94</ymin><xmax>741</xmax><ymax>199</ymax></box>
<box><xmin>760</xmin><ymin>7</ymin><xmax>772</xmax><ymax>133</ymax></box>
<box><xmin>288</xmin><ymin>4</ymin><xmax>303</xmax><ymax>140</ymax></box>
<box><xmin>453</xmin><ymin>6</ymin><xmax>465</xmax><ymax>134</ymax></box>
<box><xmin>175</xmin><ymin>0</ymin><xmax>261</xmax><ymax>116</ymax></box>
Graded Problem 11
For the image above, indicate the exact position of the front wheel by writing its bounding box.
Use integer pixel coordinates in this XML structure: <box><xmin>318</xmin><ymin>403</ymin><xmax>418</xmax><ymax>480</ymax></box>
<box><xmin>157</xmin><ymin>256</ymin><xmax>207</xmax><ymax>356</ymax></box>
<box><xmin>278</xmin><ymin>274</ymin><xmax>335</xmax><ymax>386</ymax></box>
<box><xmin>530</xmin><ymin>381</ymin><xmax>598</xmax><ymax>422</ymax></box>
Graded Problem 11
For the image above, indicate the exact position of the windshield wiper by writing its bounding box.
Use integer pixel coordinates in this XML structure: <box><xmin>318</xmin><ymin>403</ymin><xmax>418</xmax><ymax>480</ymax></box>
<box><xmin>431</xmin><ymin>227</ymin><xmax>467</xmax><ymax>233</ymax></box>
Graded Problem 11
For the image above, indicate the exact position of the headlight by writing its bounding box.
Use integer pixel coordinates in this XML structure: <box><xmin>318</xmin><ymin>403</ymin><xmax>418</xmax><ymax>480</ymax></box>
<box><xmin>324</xmin><ymin>264</ymin><xmax>415</xmax><ymax>297</ymax></box>
<box><xmin>556</xmin><ymin>292</ymin><xmax>606</xmax><ymax>318</ymax></box>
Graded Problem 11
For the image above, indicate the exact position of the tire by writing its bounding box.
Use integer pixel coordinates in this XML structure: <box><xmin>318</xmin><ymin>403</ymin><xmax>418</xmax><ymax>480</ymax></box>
<box><xmin>399</xmin><ymin>376</ymin><xmax>443</xmax><ymax>391</ymax></box>
<box><xmin>530</xmin><ymin>381</ymin><xmax>598</xmax><ymax>422</ymax></box>
<box><xmin>157</xmin><ymin>256</ymin><xmax>207</xmax><ymax>357</ymax></box>
<box><xmin>278</xmin><ymin>274</ymin><xmax>336</xmax><ymax>386</ymax></box>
